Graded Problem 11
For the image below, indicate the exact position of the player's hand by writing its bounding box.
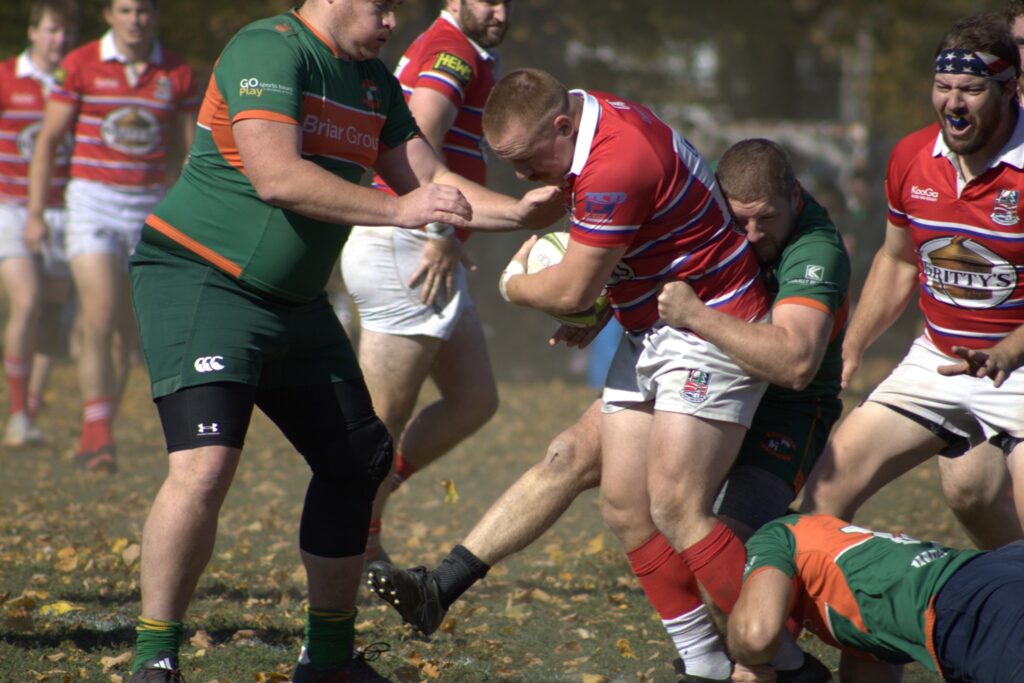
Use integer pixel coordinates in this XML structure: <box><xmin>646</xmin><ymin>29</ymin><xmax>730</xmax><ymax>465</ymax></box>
<box><xmin>937</xmin><ymin>344</ymin><xmax>1017</xmax><ymax>387</ymax></box>
<box><xmin>731</xmin><ymin>663</ymin><xmax>777</xmax><ymax>682</ymax></box>
<box><xmin>657</xmin><ymin>280</ymin><xmax>703</xmax><ymax>328</ymax></box>
<box><xmin>23</xmin><ymin>214</ymin><xmax>49</xmax><ymax>254</ymax></box>
<box><xmin>396</xmin><ymin>183</ymin><xmax>472</xmax><ymax>229</ymax></box>
<box><xmin>509</xmin><ymin>234</ymin><xmax>536</xmax><ymax>271</ymax></box>
<box><xmin>516</xmin><ymin>185</ymin><xmax>564</xmax><ymax>230</ymax></box>
<box><xmin>548</xmin><ymin>305</ymin><xmax>613</xmax><ymax>349</ymax></box>
<box><xmin>408</xmin><ymin>236</ymin><xmax>473</xmax><ymax>307</ymax></box>
<box><xmin>498</xmin><ymin>235</ymin><xmax>537</xmax><ymax>303</ymax></box>
<box><xmin>840</xmin><ymin>341</ymin><xmax>864</xmax><ymax>391</ymax></box>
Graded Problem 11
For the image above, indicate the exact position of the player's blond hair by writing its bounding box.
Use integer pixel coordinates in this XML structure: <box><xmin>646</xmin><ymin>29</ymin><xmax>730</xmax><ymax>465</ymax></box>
<box><xmin>716</xmin><ymin>139</ymin><xmax>797</xmax><ymax>204</ymax></box>
<box><xmin>482</xmin><ymin>68</ymin><xmax>569</xmax><ymax>141</ymax></box>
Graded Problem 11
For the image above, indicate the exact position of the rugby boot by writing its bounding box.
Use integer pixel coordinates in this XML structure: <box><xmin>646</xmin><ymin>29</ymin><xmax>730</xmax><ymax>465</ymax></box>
<box><xmin>73</xmin><ymin>444</ymin><xmax>117</xmax><ymax>473</ymax></box>
<box><xmin>291</xmin><ymin>643</ymin><xmax>389</xmax><ymax>682</ymax></box>
<box><xmin>777</xmin><ymin>652</ymin><xmax>832</xmax><ymax>683</ymax></box>
<box><xmin>678</xmin><ymin>675</ymin><xmax>729</xmax><ymax>682</ymax></box>
<box><xmin>3</xmin><ymin>412</ymin><xmax>43</xmax><ymax>447</ymax></box>
<box><xmin>128</xmin><ymin>650</ymin><xmax>185</xmax><ymax>682</ymax></box>
<box><xmin>365</xmin><ymin>561</ymin><xmax>446</xmax><ymax>635</ymax></box>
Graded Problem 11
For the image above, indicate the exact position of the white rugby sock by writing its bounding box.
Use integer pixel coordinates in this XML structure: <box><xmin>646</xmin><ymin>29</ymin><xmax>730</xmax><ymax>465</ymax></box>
<box><xmin>663</xmin><ymin>604</ymin><xmax>731</xmax><ymax>680</ymax></box>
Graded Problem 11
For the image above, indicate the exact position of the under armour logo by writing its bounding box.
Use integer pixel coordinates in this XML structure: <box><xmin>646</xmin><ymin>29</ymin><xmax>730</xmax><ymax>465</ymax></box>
<box><xmin>194</xmin><ymin>355</ymin><xmax>225</xmax><ymax>373</ymax></box>
<box><xmin>197</xmin><ymin>423</ymin><xmax>219</xmax><ymax>435</ymax></box>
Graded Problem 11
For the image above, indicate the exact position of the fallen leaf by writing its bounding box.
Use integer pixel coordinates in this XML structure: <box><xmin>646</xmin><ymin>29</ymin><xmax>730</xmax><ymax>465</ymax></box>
<box><xmin>100</xmin><ymin>652</ymin><xmax>132</xmax><ymax>672</ymax></box>
<box><xmin>45</xmin><ymin>653</ymin><xmax>66</xmax><ymax>663</ymax></box>
<box><xmin>439</xmin><ymin>479</ymin><xmax>459</xmax><ymax>504</ymax></box>
<box><xmin>585</xmin><ymin>533</ymin><xmax>605</xmax><ymax>555</ymax></box>
<box><xmin>54</xmin><ymin>546</ymin><xmax>78</xmax><ymax>572</ymax></box>
<box><xmin>580</xmin><ymin>675</ymin><xmax>610</xmax><ymax>683</ymax></box>
<box><xmin>109</xmin><ymin>538</ymin><xmax>129</xmax><ymax>554</ymax></box>
<box><xmin>615</xmin><ymin>637</ymin><xmax>636</xmax><ymax>659</ymax></box>
<box><xmin>121</xmin><ymin>544</ymin><xmax>141</xmax><ymax>568</ymax></box>
<box><xmin>190</xmin><ymin>629</ymin><xmax>214</xmax><ymax>649</ymax></box>
<box><xmin>254</xmin><ymin>674</ymin><xmax>289</xmax><ymax>682</ymax></box>
<box><xmin>38</xmin><ymin>601</ymin><xmax>84</xmax><ymax>617</ymax></box>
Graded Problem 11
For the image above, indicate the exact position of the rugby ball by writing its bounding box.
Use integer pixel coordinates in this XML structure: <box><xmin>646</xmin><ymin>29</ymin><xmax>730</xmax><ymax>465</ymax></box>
<box><xmin>527</xmin><ymin>231</ymin><xmax>610</xmax><ymax>328</ymax></box>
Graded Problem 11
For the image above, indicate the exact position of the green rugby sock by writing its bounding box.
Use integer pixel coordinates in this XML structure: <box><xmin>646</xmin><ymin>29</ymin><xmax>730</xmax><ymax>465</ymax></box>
<box><xmin>305</xmin><ymin>608</ymin><xmax>356</xmax><ymax>666</ymax></box>
<box><xmin>132</xmin><ymin>617</ymin><xmax>184</xmax><ymax>672</ymax></box>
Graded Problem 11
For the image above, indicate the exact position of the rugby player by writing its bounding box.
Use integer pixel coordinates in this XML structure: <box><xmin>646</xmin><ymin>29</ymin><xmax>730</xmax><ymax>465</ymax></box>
<box><xmin>800</xmin><ymin>13</ymin><xmax>1024</xmax><ymax>548</ymax></box>
<box><xmin>27</xmin><ymin>0</ymin><xmax>198</xmax><ymax>472</ymax></box>
<box><xmin>340</xmin><ymin>0</ymin><xmax>511</xmax><ymax>565</ymax></box>
<box><xmin>0</xmin><ymin>0</ymin><xmax>78</xmax><ymax>446</ymax></box>
<box><xmin>123</xmin><ymin>0</ymin><xmax>560</xmax><ymax>680</ymax></box>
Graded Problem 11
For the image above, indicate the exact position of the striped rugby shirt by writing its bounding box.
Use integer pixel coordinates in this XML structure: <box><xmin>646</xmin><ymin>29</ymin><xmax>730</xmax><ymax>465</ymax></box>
<box><xmin>49</xmin><ymin>31</ymin><xmax>198</xmax><ymax>191</ymax></box>
<box><xmin>0</xmin><ymin>51</ymin><xmax>69</xmax><ymax>207</ymax></box>
<box><xmin>565</xmin><ymin>91</ymin><xmax>769</xmax><ymax>332</ymax></box>
<box><xmin>886</xmin><ymin>116</ymin><xmax>1024</xmax><ymax>356</ymax></box>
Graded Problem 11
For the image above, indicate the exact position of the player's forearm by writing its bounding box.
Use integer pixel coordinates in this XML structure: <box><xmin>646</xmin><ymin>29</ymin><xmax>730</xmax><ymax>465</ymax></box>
<box><xmin>253</xmin><ymin>157</ymin><xmax>405</xmax><ymax>228</ymax></box>
<box><xmin>434</xmin><ymin>168</ymin><xmax>530</xmax><ymax>232</ymax></box>
<box><xmin>26</xmin><ymin>136</ymin><xmax>59</xmax><ymax>216</ymax></box>
<box><xmin>683</xmin><ymin>306</ymin><xmax>821</xmax><ymax>389</ymax></box>
<box><xmin>506</xmin><ymin>263</ymin><xmax>604</xmax><ymax>315</ymax></box>
<box><xmin>844</xmin><ymin>249</ymin><xmax>917</xmax><ymax>357</ymax></box>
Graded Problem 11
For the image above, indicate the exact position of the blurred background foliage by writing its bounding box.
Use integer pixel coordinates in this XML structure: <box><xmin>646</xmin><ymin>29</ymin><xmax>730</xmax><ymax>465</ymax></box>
<box><xmin>0</xmin><ymin>0</ymin><xmax>1009</xmax><ymax>378</ymax></box>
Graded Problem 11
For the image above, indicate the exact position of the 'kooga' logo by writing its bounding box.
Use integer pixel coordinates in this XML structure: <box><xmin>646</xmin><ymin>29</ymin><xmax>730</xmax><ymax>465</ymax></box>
<box><xmin>911</xmin><ymin>185</ymin><xmax>939</xmax><ymax>202</ymax></box>
<box><xmin>194</xmin><ymin>356</ymin><xmax>225</xmax><ymax>373</ymax></box>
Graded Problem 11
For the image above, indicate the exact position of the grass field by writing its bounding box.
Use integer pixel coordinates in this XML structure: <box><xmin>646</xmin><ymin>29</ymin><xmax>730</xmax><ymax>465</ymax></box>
<box><xmin>0</xmin><ymin>362</ymin><xmax>968</xmax><ymax>682</ymax></box>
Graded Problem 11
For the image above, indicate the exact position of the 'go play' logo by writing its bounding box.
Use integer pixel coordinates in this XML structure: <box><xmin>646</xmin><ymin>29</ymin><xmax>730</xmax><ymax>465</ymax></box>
<box><xmin>240</xmin><ymin>77</ymin><xmax>263</xmax><ymax>96</ymax></box>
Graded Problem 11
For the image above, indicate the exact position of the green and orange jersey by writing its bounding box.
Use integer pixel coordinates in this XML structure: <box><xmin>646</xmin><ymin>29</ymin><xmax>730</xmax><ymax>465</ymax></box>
<box><xmin>762</xmin><ymin>191</ymin><xmax>850</xmax><ymax>401</ymax></box>
<box><xmin>743</xmin><ymin>514</ymin><xmax>980</xmax><ymax>671</ymax></box>
<box><xmin>142</xmin><ymin>10</ymin><xmax>419</xmax><ymax>304</ymax></box>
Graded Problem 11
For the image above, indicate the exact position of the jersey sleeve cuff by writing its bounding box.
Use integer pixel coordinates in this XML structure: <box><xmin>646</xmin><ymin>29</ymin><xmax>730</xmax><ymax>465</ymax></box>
<box><xmin>231</xmin><ymin>110</ymin><xmax>299</xmax><ymax>125</ymax></box>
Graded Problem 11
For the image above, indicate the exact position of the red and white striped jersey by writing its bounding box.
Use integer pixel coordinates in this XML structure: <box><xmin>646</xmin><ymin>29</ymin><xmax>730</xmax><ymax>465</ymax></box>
<box><xmin>886</xmin><ymin>119</ymin><xmax>1024</xmax><ymax>355</ymax></box>
<box><xmin>0</xmin><ymin>51</ymin><xmax>68</xmax><ymax>207</ymax></box>
<box><xmin>371</xmin><ymin>11</ymin><xmax>496</xmax><ymax>239</ymax></box>
<box><xmin>565</xmin><ymin>91</ymin><xmax>769</xmax><ymax>332</ymax></box>
<box><xmin>50</xmin><ymin>32</ymin><xmax>199</xmax><ymax>190</ymax></box>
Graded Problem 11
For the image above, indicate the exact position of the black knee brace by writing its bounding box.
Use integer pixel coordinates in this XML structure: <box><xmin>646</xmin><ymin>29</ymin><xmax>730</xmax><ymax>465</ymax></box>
<box><xmin>298</xmin><ymin>415</ymin><xmax>393</xmax><ymax>557</ymax></box>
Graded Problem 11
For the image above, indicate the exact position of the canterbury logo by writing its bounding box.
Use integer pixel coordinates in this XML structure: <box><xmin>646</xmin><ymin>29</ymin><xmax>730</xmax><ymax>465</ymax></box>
<box><xmin>194</xmin><ymin>356</ymin><xmax>225</xmax><ymax>373</ymax></box>
<box><xmin>197</xmin><ymin>423</ymin><xmax>219</xmax><ymax>435</ymax></box>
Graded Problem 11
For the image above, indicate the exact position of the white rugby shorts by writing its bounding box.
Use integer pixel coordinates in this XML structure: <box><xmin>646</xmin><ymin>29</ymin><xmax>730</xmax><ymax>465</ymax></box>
<box><xmin>65</xmin><ymin>178</ymin><xmax>162</xmax><ymax>262</ymax></box>
<box><xmin>341</xmin><ymin>226</ymin><xmax>471</xmax><ymax>340</ymax></box>
<box><xmin>602</xmin><ymin>321</ymin><xmax>769</xmax><ymax>427</ymax></box>
<box><xmin>0</xmin><ymin>203</ymin><xmax>70</xmax><ymax>277</ymax></box>
<box><xmin>867</xmin><ymin>334</ymin><xmax>1024</xmax><ymax>447</ymax></box>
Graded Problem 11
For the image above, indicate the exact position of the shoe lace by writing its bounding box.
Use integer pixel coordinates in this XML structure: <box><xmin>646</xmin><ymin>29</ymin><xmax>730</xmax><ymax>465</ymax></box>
<box><xmin>354</xmin><ymin>641</ymin><xmax>389</xmax><ymax>662</ymax></box>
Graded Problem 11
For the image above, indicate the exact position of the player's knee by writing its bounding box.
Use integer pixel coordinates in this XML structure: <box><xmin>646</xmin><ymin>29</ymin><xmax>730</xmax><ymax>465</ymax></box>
<box><xmin>459</xmin><ymin>382</ymin><xmax>499</xmax><ymax>431</ymax></box>
<box><xmin>167</xmin><ymin>451</ymin><xmax>237</xmax><ymax>508</ymax></box>
<box><xmin>539</xmin><ymin>430</ymin><xmax>600</xmax><ymax>489</ymax></box>
<box><xmin>309</xmin><ymin>414</ymin><xmax>394</xmax><ymax>495</ymax></box>
<box><xmin>942</xmin><ymin>480</ymin><xmax>995</xmax><ymax>517</ymax></box>
<box><xmin>599</xmin><ymin>488</ymin><xmax>645</xmax><ymax>539</ymax></box>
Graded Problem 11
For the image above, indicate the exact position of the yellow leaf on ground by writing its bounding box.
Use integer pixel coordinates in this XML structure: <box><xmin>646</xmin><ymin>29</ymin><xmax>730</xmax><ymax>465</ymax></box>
<box><xmin>54</xmin><ymin>547</ymin><xmax>78</xmax><ymax>573</ymax></box>
<box><xmin>581</xmin><ymin>675</ymin><xmax>610</xmax><ymax>683</ymax></box>
<box><xmin>45</xmin><ymin>652</ymin><xmax>66</xmax><ymax>662</ymax></box>
<box><xmin>420</xmin><ymin>661</ymin><xmax>441</xmax><ymax>679</ymax></box>
<box><xmin>109</xmin><ymin>538</ymin><xmax>129</xmax><ymax>554</ymax></box>
<box><xmin>615</xmin><ymin>637</ymin><xmax>637</xmax><ymax>659</ymax></box>
<box><xmin>100</xmin><ymin>652</ymin><xmax>132</xmax><ymax>672</ymax></box>
<box><xmin>254</xmin><ymin>674</ymin><xmax>289</xmax><ymax>682</ymax></box>
<box><xmin>189</xmin><ymin>629</ymin><xmax>214</xmax><ymax>649</ymax></box>
<box><xmin>585</xmin><ymin>533</ymin><xmax>604</xmax><ymax>555</ymax></box>
<box><xmin>38</xmin><ymin>601</ymin><xmax>84</xmax><ymax>617</ymax></box>
<box><xmin>121</xmin><ymin>544</ymin><xmax>141</xmax><ymax>567</ymax></box>
<box><xmin>439</xmin><ymin>479</ymin><xmax>459</xmax><ymax>504</ymax></box>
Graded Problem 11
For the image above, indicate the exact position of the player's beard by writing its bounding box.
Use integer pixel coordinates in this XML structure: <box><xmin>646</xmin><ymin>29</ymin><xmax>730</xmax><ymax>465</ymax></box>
<box><xmin>459</xmin><ymin>1</ymin><xmax>506</xmax><ymax>48</ymax></box>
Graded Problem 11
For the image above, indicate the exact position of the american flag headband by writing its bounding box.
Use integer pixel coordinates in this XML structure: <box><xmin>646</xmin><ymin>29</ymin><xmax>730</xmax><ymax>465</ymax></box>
<box><xmin>935</xmin><ymin>49</ymin><xmax>1016</xmax><ymax>82</ymax></box>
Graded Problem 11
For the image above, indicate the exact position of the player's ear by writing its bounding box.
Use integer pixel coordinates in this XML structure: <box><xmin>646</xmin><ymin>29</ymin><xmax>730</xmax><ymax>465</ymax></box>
<box><xmin>553</xmin><ymin>113</ymin><xmax>573</xmax><ymax>139</ymax></box>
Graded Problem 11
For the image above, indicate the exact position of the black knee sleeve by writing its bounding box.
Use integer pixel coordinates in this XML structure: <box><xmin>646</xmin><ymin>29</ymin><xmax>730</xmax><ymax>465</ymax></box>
<box><xmin>298</xmin><ymin>415</ymin><xmax>393</xmax><ymax>557</ymax></box>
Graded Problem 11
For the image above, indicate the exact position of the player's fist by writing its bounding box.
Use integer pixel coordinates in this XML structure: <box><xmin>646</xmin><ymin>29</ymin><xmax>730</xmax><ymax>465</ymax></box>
<box><xmin>396</xmin><ymin>183</ymin><xmax>472</xmax><ymax>229</ymax></box>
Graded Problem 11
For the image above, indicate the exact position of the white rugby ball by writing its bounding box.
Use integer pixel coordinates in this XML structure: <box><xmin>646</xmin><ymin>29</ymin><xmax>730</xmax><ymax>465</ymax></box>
<box><xmin>526</xmin><ymin>231</ymin><xmax>610</xmax><ymax>328</ymax></box>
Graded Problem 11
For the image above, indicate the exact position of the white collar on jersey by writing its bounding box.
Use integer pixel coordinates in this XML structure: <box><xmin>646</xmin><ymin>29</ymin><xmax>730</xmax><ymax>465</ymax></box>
<box><xmin>100</xmin><ymin>30</ymin><xmax>164</xmax><ymax>65</ymax></box>
<box><xmin>15</xmin><ymin>49</ymin><xmax>53</xmax><ymax>83</ymax></box>
<box><xmin>568</xmin><ymin>89</ymin><xmax>600</xmax><ymax>178</ymax></box>
<box><xmin>932</xmin><ymin>106</ymin><xmax>1024</xmax><ymax>170</ymax></box>
<box><xmin>439</xmin><ymin>10</ymin><xmax>495</xmax><ymax>62</ymax></box>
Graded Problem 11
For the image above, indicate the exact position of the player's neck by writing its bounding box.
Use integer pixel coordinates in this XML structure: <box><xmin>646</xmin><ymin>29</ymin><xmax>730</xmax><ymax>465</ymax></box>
<box><xmin>27</xmin><ymin>49</ymin><xmax>57</xmax><ymax>76</ymax></box>
<box><xmin>112</xmin><ymin>34</ymin><xmax>153</xmax><ymax>65</ymax></box>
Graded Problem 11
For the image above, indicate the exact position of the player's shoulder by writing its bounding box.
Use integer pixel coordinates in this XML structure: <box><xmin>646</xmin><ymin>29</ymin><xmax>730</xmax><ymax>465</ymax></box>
<box><xmin>891</xmin><ymin>123</ymin><xmax>941</xmax><ymax>162</ymax></box>
<box><xmin>61</xmin><ymin>40</ymin><xmax>101</xmax><ymax>68</ymax></box>
<box><xmin>0</xmin><ymin>55</ymin><xmax>18</xmax><ymax>76</ymax></box>
<box><xmin>227</xmin><ymin>14</ymin><xmax>305</xmax><ymax>56</ymax></box>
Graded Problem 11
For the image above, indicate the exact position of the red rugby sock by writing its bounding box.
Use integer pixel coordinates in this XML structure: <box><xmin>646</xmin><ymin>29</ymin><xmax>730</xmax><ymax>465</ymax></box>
<box><xmin>681</xmin><ymin>520</ymin><xmax>746</xmax><ymax>614</ymax></box>
<box><xmin>627</xmin><ymin>532</ymin><xmax>702</xmax><ymax>619</ymax></box>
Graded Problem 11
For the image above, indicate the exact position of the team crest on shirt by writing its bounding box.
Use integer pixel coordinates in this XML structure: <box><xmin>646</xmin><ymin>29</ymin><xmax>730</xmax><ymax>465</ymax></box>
<box><xmin>101</xmin><ymin>106</ymin><xmax>161</xmax><ymax>155</ymax></box>
<box><xmin>680</xmin><ymin>369</ymin><xmax>711</xmax><ymax>404</ymax></box>
<box><xmin>154</xmin><ymin>75</ymin><xmax>172</xmax><ymax>101</ymax></box>
<box><xmin>919</xmin><ymin>236</ymin><xmax>1017</xmax><ymax>309</ymax></box>
<box><xmin>583</xmin><ymin>192</ymin><xmax>627</xmax><ymax>222</ymax></box>
<box><xmin>362</xmin><ymin>80</ymin><xmax>381</xmax><ymax>111</ymax></box>
<box><xmin>990</xmin><ymin>189</ymin><xmax>1020</xmax><ymax>226</ymax></box>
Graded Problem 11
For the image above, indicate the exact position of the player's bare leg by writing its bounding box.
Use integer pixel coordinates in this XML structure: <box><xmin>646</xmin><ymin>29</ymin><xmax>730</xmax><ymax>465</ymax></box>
<box><xmin>463</xmin><ymin>399</ymin><xmax>601</xmax><ymax>564</ymax></box>
<box><xmin>26</xmin><ymin>274</ymin><xmax>73</xmax><ymax>421</ymax></box>
<box><xmin>1</xmin><ymin>255</ymin><xmax>42</xmax><ymax>445</ymax></box>
<box><xmin>800</xmin><ymin>402</ymin><xmax>948</xmax><ymax>519</ymax></box>
<box><xmin>69</xmin><ymin>253</ymin><xmax>125</xmax><ymax>470</ymax></box>
<box><xmin>367</xmin><ymin>399</ymin><xmax>601</xmax><ymax>634</ymax></box>
<box><xmin>1007</xmin><ymin>443</ymin><xmax>1024</xmax><ymax>533</ymax></box>
<box><xmin>140</xmin><ymin>446</ymin><xmax>242</xmax><ymax>620</ymax></box>
<box><xmin>938</xmin><ymin>442</ymin><xmax>1023</xmax><ymax>549</ymax></box>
